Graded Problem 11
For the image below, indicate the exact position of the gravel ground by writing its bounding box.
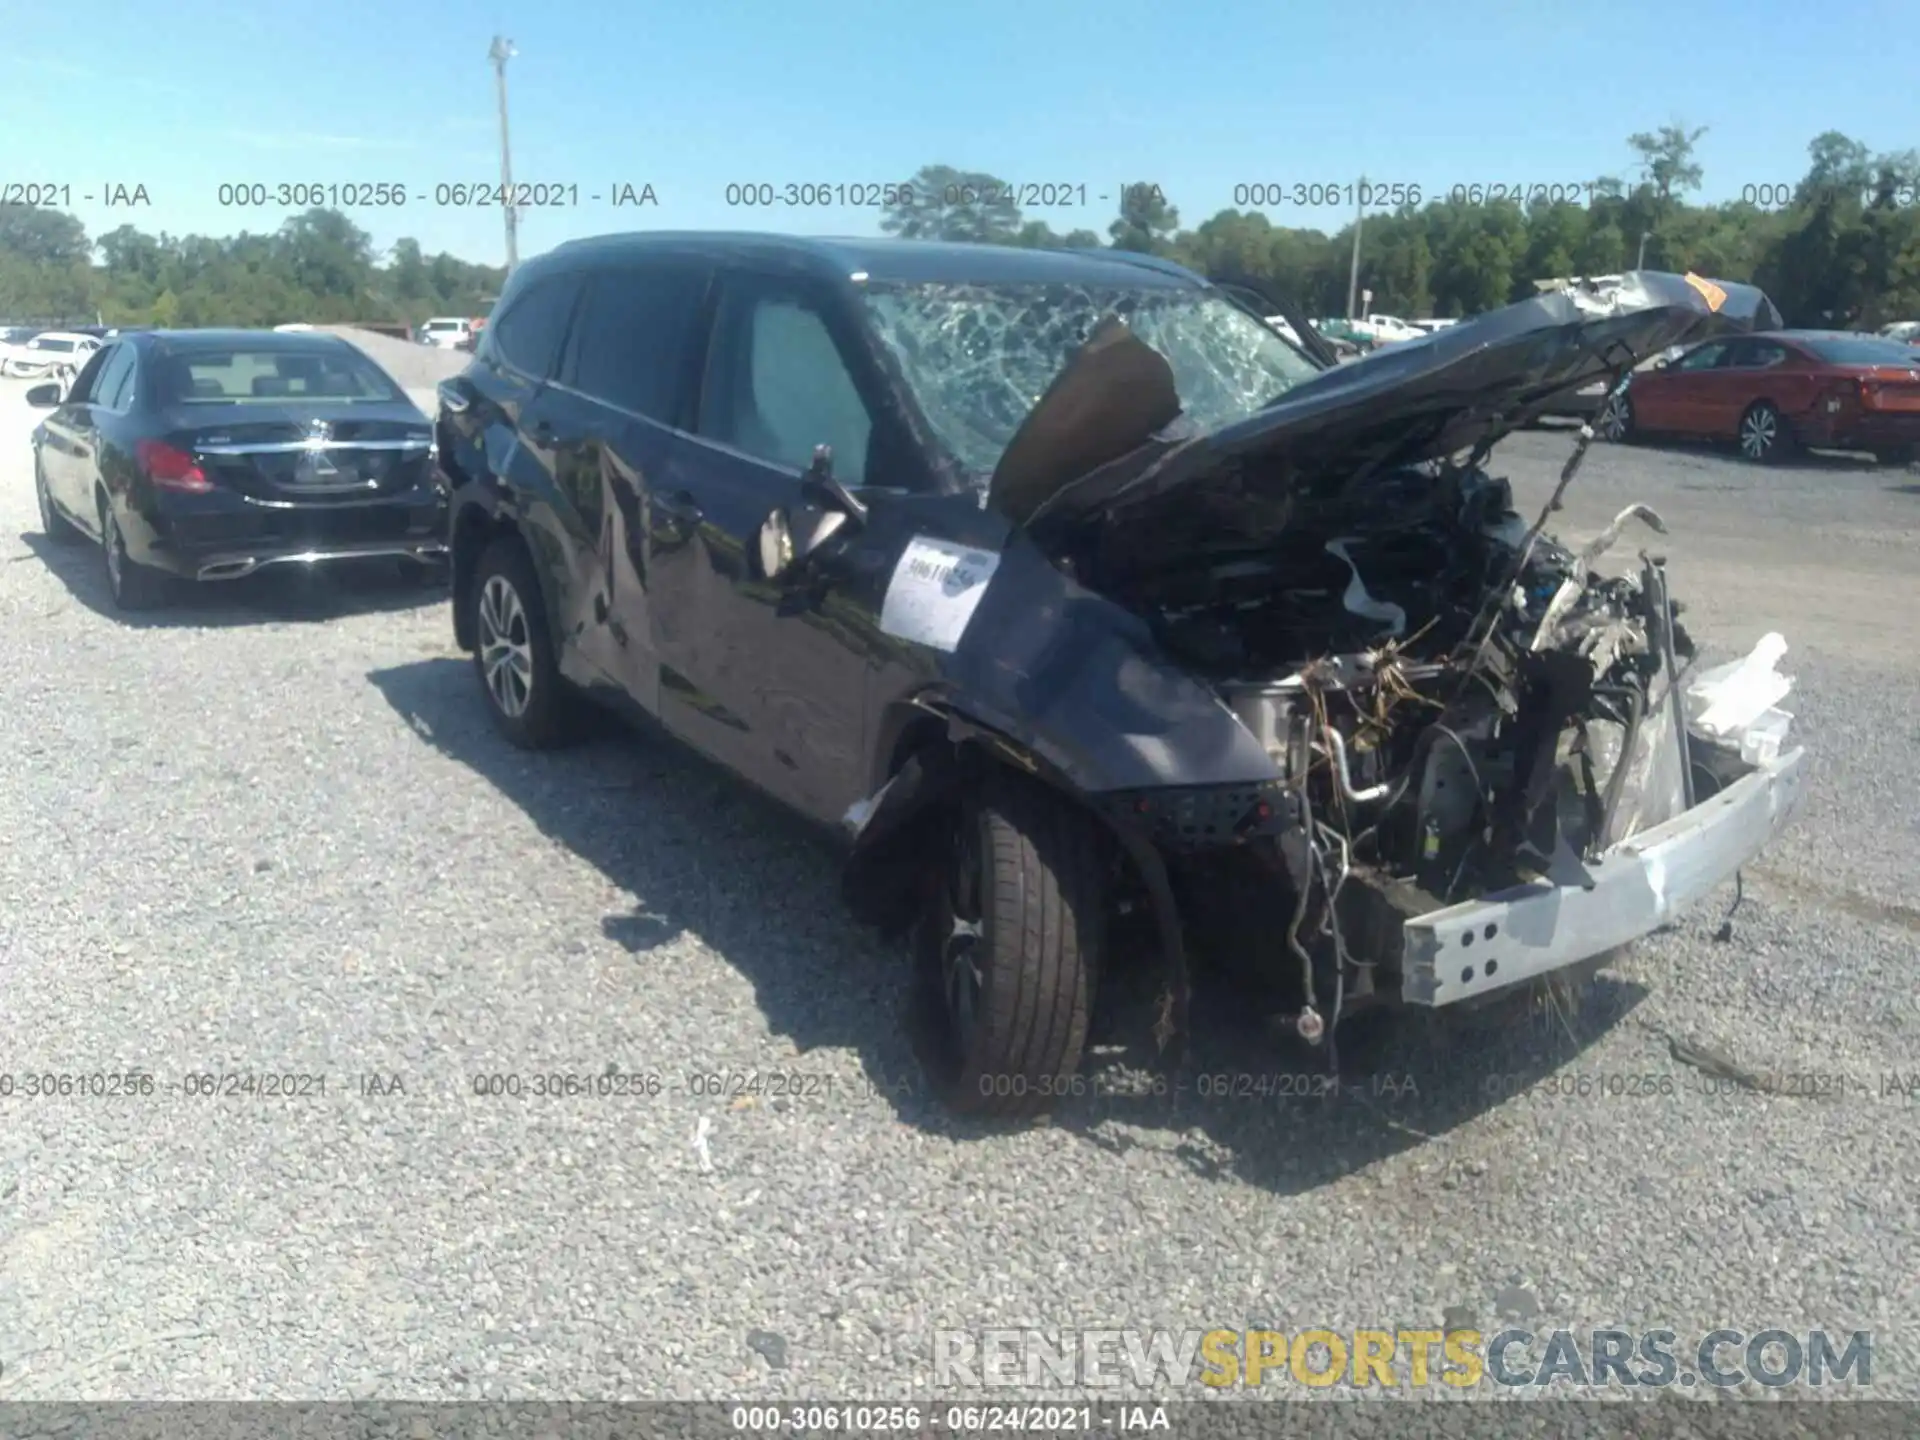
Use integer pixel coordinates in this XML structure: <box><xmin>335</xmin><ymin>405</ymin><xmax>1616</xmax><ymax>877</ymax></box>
<box><xmin>0</xmin><ymin>371</ymin><xmax>1916</xmax><ymax>1409</ymax></box>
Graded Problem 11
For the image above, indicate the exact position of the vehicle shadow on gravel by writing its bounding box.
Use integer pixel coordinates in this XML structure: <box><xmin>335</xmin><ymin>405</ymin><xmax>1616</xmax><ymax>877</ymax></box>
<box><xmin>370</xmin><ymin>655</ymin><xmax>1649</xmax><ymax>1196</ymax></box>
<box><xmin>19</xmin><ymin>532</ymin><xmax>446</xmax><ymax>627</ymax></box>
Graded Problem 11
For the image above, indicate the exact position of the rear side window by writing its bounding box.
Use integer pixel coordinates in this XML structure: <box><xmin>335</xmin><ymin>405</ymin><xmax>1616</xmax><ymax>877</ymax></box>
<box><xmin>564</xmin><ymin>262</ymin><xmax>708</xmax><ymax>420</ymax></box>
<box><xmin>95</xmin><ymin>345</ymin><xmax>138</xmax><ymax>408</ymax></box>
<box><xmin>64</xmin><ymin>345</ymin><xmax>115</xmax><ymax>400</ymax></box>
<box><xmin>488</xmin><ymin>274</ymin><xmax>580</xmax><ymax>378</ymax></box>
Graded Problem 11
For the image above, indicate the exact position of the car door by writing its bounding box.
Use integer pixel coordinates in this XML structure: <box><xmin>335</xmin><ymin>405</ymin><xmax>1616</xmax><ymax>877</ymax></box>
<box><xmin>542</xmin><ymin>256</ymin><xmax>712</xmax><ymax>715</ymax></box>
<box><xmin>84</xmin><ymin>340</ymin><xmax>144</xmax><ymax>520</ymax></box>
<box><xmin>647</xmin><ymin>269</ymin><xmax>912</xmax><ymax>824</ymax></box>
<box><xmin>1640</xmin><ymin>339</ymin><xmax>1729</xmax><ymax>434</ymax></box>
<box><xmin>44</xmin><ymin>342</ymin><xmax>132</xmax><ymax>528</ymax></box>
<box><xmin>1708</xmin><ymin>337</ymin><xmax>1793</xmax><ymax>437</ymax></box>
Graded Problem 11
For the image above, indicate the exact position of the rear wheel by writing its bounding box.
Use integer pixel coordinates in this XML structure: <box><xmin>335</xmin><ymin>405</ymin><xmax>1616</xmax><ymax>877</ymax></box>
<box><xmin>914</xmin><ymin>771</ymin><xmax>1106</xmax><ymax>1119</ymax></box>
<box><xmin>469</xmin><ymin>535</ymin><xmax>583</xmax><ymax>748</ymax></box>
<box><xmin>35</xmin><ymin>455</ymin><xmax>80</xmax><ymax>543</ymax></box>
<box><xmin>1738</xmin><ymin>401</ymin><xmax>1791</xmax><ymax>463</ymax></box>
<box><xmin>1596</xmin><ymin>392</ymin><xmax>1634</xmax><ymax>442</ymax></box>
<box><xmin>1872</xmin><ymin>444</ymin><xmax>1918</xmax><ymax>468</ymax></box>
<box><xmin>100</xmin><ymin>500</ymin><xmax>168</xmax><ymax>610</ymax></box>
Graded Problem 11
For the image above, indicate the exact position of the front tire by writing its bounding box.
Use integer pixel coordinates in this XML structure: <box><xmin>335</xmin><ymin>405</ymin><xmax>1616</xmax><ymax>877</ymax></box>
<box><xmin>35</xmin><ymin>456</ymin><xmax>81</xmax><ymax>543</ymax></box>
<box><xmin>914</xmin><ymin>771</ymin><xmax>1106</xmax><ymax>1119</ymax></box>
<box><xmin>1738</xmin><ymin>401</ymin><xmax>1792</xmax><ymax>463</ymax></box>
<box><xmin>469</xmin><ymin>535</ymin><xmax>583</xmax><ymax>748</ymax></box>
<box><xmin>100</xmin><ymin>500</ymin><xmax>168</xmax><ymax>610</ymax></box>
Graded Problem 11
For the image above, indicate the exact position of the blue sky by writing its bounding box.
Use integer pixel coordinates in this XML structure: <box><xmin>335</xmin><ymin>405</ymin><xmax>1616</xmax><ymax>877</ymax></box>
<box><xmin>3</xmin><ymin>0</ymin><xmax>1915</xmax><ymax>267</ymax></box>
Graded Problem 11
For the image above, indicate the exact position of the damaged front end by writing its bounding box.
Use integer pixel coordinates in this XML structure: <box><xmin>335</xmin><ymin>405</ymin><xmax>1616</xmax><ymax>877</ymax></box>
<box><xmin>1011</xmin><ymin>272</ymin><xmax>1808</xmax><ymax>1040</ymax></box>
<box><xmin>1101</xmin><ymin>458</ymin><xmax>1806</xmax><ymax>1034</ymax></box>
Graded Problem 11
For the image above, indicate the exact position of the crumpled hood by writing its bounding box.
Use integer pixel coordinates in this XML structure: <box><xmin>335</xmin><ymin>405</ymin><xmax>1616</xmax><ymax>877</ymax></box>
<box><xmin>992</xmin><ymin>270</ymin><xmax>1782</xmax><ymax>540</ymax></box>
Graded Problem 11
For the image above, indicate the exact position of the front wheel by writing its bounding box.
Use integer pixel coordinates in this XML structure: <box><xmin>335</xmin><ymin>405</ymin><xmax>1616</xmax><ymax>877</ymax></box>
<box><xmin>1738</xmin><ymin>401</ymin><xmax>1792</xmax><ymax>463</ymax></box>
<box><xmin>914</xmin><ymin>771</ymin><xmax>1106</xmax><ymax>1119</ymax></box>
<box><xmin>468</xmin><ymin>535</ymin><xmax>583</xmax><ymax>748</ymax></box>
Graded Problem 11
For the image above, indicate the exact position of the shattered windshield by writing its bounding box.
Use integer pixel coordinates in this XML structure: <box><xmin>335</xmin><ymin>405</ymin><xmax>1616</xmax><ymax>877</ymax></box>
<box><xmin>859</xmin><ymin>281</ymin><xmax>1321</xmax><ymax>486</ymax></box>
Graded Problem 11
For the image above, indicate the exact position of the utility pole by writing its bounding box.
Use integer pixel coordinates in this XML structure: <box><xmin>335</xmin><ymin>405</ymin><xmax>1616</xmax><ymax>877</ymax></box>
<box><xmin>1636</xmin><ymin>231</ymin><xmax>1652</xmax><ymax>269</ymax></box>
<box><xmin>489</xmin><ymin>35</ymin><xmax>519</xmax><ymax>271</ymax></box>
<box><xmin>1345</xmin><ymin>177</ymin><xmax>1365</xmax><ymax>320</ymax></box>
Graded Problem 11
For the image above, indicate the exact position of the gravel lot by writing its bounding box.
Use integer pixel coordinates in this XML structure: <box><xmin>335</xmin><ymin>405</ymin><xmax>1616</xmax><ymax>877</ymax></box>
<box><xmin>0</xmin><ymin>354</ymin><xmax>1916</xmax><ymax>1407</ymax></box>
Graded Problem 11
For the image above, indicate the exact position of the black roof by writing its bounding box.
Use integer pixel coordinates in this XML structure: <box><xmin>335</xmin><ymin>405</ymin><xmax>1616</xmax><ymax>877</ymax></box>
<box><xmin>543</xmin><ymin>231</ymin><xmax>1205</xmax><ymax>289</ymax></box>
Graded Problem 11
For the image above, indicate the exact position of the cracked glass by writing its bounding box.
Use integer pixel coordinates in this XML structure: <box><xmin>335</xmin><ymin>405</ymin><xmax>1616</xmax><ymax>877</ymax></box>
<box><xmin>859</xmin><ymin>281</ymin><xmax>1321</xmax><ymax>492</ymax></box>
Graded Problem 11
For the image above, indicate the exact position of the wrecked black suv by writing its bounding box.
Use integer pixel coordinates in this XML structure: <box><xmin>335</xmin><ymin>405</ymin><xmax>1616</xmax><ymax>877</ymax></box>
<box><xmin>438</xmin><ymin>234</ymin><xmax>1808</xmax><ymax>1116</ymax></box>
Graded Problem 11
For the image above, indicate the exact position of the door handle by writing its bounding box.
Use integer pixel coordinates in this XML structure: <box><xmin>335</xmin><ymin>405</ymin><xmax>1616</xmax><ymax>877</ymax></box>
<box><xmin>655</xmin><ymin>490</ymin><xmax>703</xmax><ymax>526</ymax></box>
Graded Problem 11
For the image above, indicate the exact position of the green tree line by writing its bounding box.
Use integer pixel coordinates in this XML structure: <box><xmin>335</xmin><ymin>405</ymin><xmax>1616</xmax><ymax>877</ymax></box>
<box><xmin>3</xmin><ymin>127</ymin><xmax>1916</xmax><ymax>329</ymax></box>
<box><xmin>0</xmin><ymin>205</ymin><xmax>504</xmax><ymax>327</ymax></box>
<box><xmin>896</xmin><ymin>129</ymin><xmax>1920</xmax><ymax>326</ymax></box>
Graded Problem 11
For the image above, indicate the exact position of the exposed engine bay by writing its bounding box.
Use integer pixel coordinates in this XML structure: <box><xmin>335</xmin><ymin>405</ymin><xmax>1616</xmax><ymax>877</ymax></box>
<box><xmin>1103</xmin><ymin>452</ymin><xmax>1716</xmax><ymax>1031</ymax></box>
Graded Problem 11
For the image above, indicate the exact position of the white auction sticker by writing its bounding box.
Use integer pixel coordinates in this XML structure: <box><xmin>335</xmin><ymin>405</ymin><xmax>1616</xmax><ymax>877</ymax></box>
<box><xmin>879</xmin><ymin>536</ymin><xmax>1003</xmax><ymax>653</ymax></box>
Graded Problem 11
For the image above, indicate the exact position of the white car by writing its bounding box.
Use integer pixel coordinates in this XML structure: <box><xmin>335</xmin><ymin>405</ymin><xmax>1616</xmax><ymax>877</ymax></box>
<box><xmin>1359</xmin><ymin>313</ymin><xmax>1428</xmax><ymax>344</ymax></box>
<box><xmin>1877</xmin><ymin>320</ymin><xmax>1920</xmax><ymax>343</ymax></box>
<box><xmin>419</xmin><ymin>317</ymin><xmax>474</xmax><ymax>349</ymax></box>
<box><xmin>2</xmin><ymin>331</ymin><xmax>101</xmax><ymax>379</ymax></box>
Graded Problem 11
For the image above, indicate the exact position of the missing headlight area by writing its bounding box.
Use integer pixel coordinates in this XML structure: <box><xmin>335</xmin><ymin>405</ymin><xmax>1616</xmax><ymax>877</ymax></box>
<box><xmin>1102</xmin><ymin>453</ymin><xmax>1794</xmax><ymax>1035</ymax></box>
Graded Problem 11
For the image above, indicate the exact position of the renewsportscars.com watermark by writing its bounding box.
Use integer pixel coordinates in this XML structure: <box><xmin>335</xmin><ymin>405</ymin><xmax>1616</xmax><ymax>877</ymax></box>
<box><xmin>934</xmin><ymin>1327</ymin><xmax>1872</xmax><ymax>1391</ymax></box>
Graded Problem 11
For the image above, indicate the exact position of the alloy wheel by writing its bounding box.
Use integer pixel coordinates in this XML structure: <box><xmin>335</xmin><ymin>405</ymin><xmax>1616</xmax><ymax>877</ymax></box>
<box><xmin>477</xmin><ymin>574</ymin><xmax>534</xmax><ymax>719</ymax></box>
<box><xmin>1739</xmin><ymin>405</ymin><xmax>1778</xmax><ymax>461</ymax></box>
<box><xmin>1598</xmin><ymin>394</ymin><xmax>1630</xmax><ymax>441</ymax></box>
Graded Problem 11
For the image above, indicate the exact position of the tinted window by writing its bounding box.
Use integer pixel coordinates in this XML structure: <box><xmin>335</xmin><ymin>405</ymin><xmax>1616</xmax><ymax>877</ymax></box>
<box><xmin>565</xmin><ymin>263</ymin><xmax>707</xmax><ymax>420</ymax></box>
<box><xmin>95</xmin><ymin>345</ymin><xmax>138</xmax><ymax>408</ymax></box>
<box><xmin>1676</xmin><ymin>342</ymin><xmax>1727</xmax><ymax>371</ymax></box>
<box><xmin>64</xmin><ymin>346</ymin><xmax>114</xmax><ymax>401</ymax></box>
<box><xmin>152</xmin><ymin>345</ymin><xmax>404</xmax><ymax>404</ymax></box>
<box><xmin>32</xmin><ymin>336</ymin><xmax>78</xmax><ymax>354</ymax></box>
<box><xmin>1800</xmin><ymin>335</ymin><xmax>1920</xmax><ymax>366</ymax></box>
<box><xmin>699</xmin><ymin>283</ymin><xmax>873</xmax><ymax>484</ymax></box>
<box><xmin>489</xmin><ymin>274</ymin><xmax>579</xmax><ymax>377</ymax></box>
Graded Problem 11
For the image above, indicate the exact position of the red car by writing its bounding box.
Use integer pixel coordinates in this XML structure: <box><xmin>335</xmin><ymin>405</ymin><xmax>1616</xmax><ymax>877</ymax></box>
<box><xmin>1598</xmin><ymin>330</ymin><xmax>1920</xmax><ymax>465</ymax></box>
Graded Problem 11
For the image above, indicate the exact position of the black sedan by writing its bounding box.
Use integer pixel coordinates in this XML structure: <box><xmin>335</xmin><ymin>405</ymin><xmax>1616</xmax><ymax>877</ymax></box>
<box><xmin>28</xmin><ymin>329</ymin><xmax>448</xmax><ymax>609</ymax></box>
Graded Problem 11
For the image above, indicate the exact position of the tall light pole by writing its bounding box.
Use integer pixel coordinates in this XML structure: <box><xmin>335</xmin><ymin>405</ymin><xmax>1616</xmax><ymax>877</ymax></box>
<box><xmin>489</xmin><ymin>35</ymin><xmax>519</xmax><ymax>271</ymax></box>
<box><xmin>1636</xmin><ymin>230</ymin><xmax>1652</xmax><ymax>269</ymax></box>
<box><xmin>1345</xmin><ymin>177</ymin><xmax>1365</xmax><ymax>320</ymax></box>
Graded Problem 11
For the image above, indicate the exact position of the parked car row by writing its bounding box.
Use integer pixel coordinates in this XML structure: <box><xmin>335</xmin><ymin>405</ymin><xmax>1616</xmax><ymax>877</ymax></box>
<box><xmin>16</xmin><ymin>238</ymin><xmax>1810</xmax><ymax>1117</ymax></box>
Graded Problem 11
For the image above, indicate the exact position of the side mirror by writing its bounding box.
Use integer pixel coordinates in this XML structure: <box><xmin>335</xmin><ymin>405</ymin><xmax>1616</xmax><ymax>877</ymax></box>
<box><xmin>755</xmin><ymin>504</ymin><xmax>847</xmax><ymax>583</ymax></box>
<box><xmin>1651</xmin><ymin>357</ymin><xmax>1672</xmax><ymax>372</ymax></box>
<box><xmin>25</xmin><ymin>383</ymin><xmax>62</xmax><ymax>407</ymax></box>
<box><xmin>754</xmin><ymin>445</ymin><xmax>861</xmax><ymax>584</ymax></box>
